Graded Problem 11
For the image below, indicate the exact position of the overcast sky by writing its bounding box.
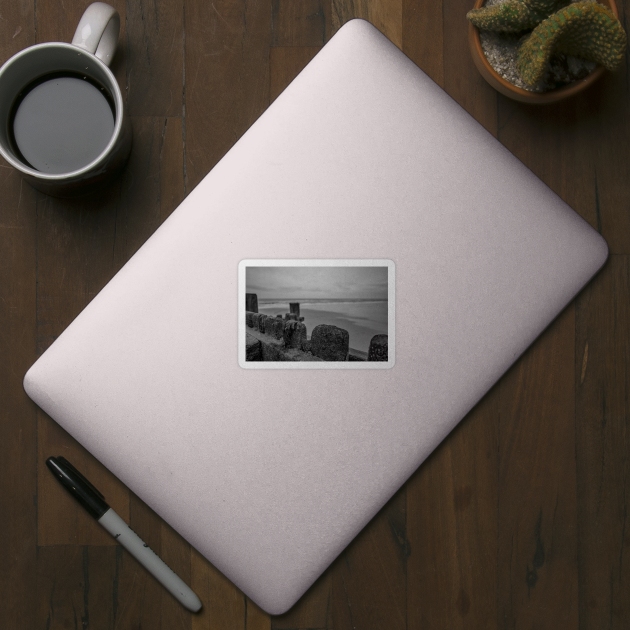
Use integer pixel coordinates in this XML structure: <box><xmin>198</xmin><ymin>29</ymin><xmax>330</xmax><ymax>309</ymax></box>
<box><xmin>246</xmin><ymin>266</ymin><xmax>388</xmax><ymax>300</ymax></box>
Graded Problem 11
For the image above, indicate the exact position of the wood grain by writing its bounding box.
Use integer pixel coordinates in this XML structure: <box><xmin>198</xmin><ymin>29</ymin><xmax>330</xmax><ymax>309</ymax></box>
<box><xmin>126</xmin><ymin>0</ymin><xmax>184</xmax><ymax>117</ymax></box>
<box><xmin>332</xmin><ymin>0</ymin><xmax>403</xmax><ymax>48</ymax></box>
<box><xmin>37</xmin><ymin>416</ymin><xmax>129</xmax><ymax>546</ymax></box>
<box><xmin>497</xmin><ymin>97</ymin><xmax>597</xmax><ymax>222</ymax></box>
<box><xmin>495</xmin><ymin>75</ymin><xmax>629</xmax><ymax>257</ymax></box>
<box><xmin>184</xmin><ymin>0</ymin><xmax>271</xmax><ymax>191</ymax></box>
<box><xmin>1</xmin><ymin>0</ymin><xmax>629</xmax><ymax>627</ymax></box>
<box><xmin>0</xmin><ymin>5</ymin><xmax>38</xmax><ymax>629</ymax></box>
<box><xmin>0</xmin><ymin>152</ymin><xmax>38</xmax><ymax>630</ymax></box>
<box><xmin>583</xmin><ymin>72</ymin><xmax>630</xmax><ymax>254</ymax></box>
<box><xmin>113</xmin><ymin>495</ymin><xmax>193</xmax><ymax>629</ymax></box>
<box><xmin>497</xmin><ymin>304</ymin><xmax>579</xmax><ymax>629</ymax></box>
<box><xmin>36</xmin><ymin>545</ymin><xmax>119</xmax><ymax>630</ymax></box>
<box><xmin>35</xmin><ymin>0</ymin><xmax>123</xmax><ymax>46</ymax></box>
<box><xmin>190</xmin><ymin>549</ymin><xmax>247</xmax><ymax>630</ymax></box>
<box><xmin>270</xmin><ymin>47</ymin><xmax>322</xmax><ymax>103</ymax></box>
<box><xmin>576</xmin><ymin>256</ymin><xmax>630</xmax><ymax>629</ymax></box>
<box><xmin>271</xmin><ymin>0</ymin><xmax>332</xmax><ymax>46</ymax></box>
<box><xmin>403</xmin><ymin>0</ymin><xmax>444</xmax><ymax>87</ymax></box>
<box><xmin>112</xmin><ymin>116</ymin><xmax>185</xmax><ymax>270</ymax></box>
<box><xmin>331</xmin><ymin>486</ymin><xmax>408</xmax><ymax>630</ymax></box>
<box><xmin>407</xmin><ymin>392</ymin><xmax>499</xmax><ymax>629</ymax></box>
<box><xmin>443</xmin><ymin>0</ymin><xmax>497</xmax><ymax>131</ymax></box>
<box><xmin>0</xmin><ymin>0</ymin><xmax>35</xmax><ymax>56</ymax></box>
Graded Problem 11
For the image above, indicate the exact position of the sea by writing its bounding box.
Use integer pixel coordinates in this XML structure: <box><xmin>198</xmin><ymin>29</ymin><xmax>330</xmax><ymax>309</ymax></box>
<box><xmin>257</xmin><ymin>298</ymin><xmax>388</xmax><ymax>354</ymax></box>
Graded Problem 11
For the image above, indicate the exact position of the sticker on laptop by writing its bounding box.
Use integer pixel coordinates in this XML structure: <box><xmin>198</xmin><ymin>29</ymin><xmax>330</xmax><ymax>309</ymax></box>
<box><xmin>238</xmin><ymin>260</ymin><xmax>394</xmax><ymax>369</ymax></box>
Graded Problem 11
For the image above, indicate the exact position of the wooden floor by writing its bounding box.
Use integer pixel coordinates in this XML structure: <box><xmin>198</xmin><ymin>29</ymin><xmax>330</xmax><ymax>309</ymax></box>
<box><xmin>1</xmin><ymin>0</ymin><xmax>629</xmax><ymax>628</ymax></box>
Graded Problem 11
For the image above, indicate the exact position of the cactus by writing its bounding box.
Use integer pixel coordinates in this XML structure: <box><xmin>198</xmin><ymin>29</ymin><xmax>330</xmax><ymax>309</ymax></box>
<box><xmin>467</xmin><ymin>0</ymin><xmax>568</xmax><ymax>33</ymax></box>
<box><xmin>517</xmin><ymin>1</ymin><xmax>627</xmax><ymax>85</ymax></box>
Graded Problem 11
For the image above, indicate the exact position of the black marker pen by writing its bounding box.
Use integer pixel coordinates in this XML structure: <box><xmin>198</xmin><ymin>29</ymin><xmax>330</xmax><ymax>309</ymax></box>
<box><xmin>46</xmin><ymin>456</ymin><xmax>202</xmax><ymax>612</ymax></box>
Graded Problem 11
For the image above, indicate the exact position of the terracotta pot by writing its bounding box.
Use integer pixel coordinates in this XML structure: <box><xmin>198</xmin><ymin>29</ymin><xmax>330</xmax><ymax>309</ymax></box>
<box><xmin>468</xmin><ymin>0</ymin><xmax>619</xmax><ymax>103</ymax></box>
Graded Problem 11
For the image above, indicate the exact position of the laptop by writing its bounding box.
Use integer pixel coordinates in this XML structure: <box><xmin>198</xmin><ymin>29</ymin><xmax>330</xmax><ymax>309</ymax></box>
<box><xmin>23</xmin><ymin>19</ymin><xmax>608</xmax><ymax>614</ymax></box>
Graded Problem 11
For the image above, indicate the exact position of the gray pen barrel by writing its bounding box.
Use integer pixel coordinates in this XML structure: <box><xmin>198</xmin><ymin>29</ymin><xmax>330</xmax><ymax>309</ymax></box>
<box><xmin>98</xmin><ymin>508</ymin><xmax>202</xmax><ymax>612</ymax></box>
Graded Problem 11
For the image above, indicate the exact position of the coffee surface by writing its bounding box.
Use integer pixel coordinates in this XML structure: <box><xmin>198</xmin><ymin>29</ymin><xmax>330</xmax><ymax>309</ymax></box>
<box><xmin>12</xmin><ymin>74</ymin><xmax>115</xmax><ymax>174</ymax></box>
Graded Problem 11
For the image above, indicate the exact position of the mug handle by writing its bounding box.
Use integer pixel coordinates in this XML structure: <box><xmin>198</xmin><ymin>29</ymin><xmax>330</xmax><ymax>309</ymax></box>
<box><xmin>71</xmin><ymin>2</ymin><xmax>120</xmax><ymax>67</ymax></box>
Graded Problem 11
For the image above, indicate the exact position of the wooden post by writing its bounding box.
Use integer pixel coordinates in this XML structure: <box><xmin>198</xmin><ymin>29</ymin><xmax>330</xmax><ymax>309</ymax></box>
<box><xmin>368</xmin><ymin>334</ymin><xmax>388</xmax><ymax>361</ymax></box>
<box><xmin>289</xmin><ymin>302</ymin><xmax>300</xmax><ymax>318</ymax></box>
<box><xmin>245</xmin><ymin>293</ymin><xmax>258</xmax><ymax>313</ymax></box>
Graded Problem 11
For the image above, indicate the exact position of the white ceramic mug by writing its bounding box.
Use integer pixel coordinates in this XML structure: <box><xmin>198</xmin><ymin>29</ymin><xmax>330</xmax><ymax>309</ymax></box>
<box><xmin>0</xmin><ymin>2</ymin><xmax>131</xmax><ymax>197</ymax></box>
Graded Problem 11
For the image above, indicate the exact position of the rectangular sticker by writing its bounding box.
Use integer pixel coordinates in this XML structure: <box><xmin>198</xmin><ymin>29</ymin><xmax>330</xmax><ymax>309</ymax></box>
<box><xmin>238</xmin><ymin>260</ymin><xmax>395</xmax><ymax>369</ymax></box>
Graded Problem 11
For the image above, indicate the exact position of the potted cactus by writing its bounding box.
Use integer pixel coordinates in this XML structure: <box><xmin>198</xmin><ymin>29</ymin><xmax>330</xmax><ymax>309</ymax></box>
<box><xmin>467</xmin><ymin>0</ymin><xmax>627</xmax><ymax>103</ymax></box>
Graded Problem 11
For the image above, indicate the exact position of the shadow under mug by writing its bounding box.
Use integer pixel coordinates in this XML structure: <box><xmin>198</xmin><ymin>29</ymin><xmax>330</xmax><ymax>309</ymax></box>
<box><xmin>0</xmin><ymin>2</ymin><xmax>131</xmax><ymax>197</ymax></box>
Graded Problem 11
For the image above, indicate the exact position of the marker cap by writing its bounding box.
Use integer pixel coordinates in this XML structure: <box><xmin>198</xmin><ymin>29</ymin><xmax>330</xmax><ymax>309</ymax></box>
<box><xmin>46</xmin><ymin>456</ymin><xmax>110</xmax><ymax>519</ymax></box>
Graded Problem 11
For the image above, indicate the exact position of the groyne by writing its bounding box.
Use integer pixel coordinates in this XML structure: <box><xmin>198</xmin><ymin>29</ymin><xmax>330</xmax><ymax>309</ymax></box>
<box><xmin>245</xmin><ymin>293</ymin><xmax>388</xmax><ymax>362</ymax></box>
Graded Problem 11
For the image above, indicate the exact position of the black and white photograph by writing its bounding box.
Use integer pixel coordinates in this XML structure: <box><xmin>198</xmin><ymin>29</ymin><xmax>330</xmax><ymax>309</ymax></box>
<box><xmin>239</xmin><ymin>260</ymin><xmax>394</xmax><ymax>367</ymax></box>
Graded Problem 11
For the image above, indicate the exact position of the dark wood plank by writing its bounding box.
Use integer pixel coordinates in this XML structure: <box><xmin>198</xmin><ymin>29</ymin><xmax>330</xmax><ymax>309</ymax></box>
<box><xmin>491</xmin><ymin>17</ymin><xmax>629</xmax><ymax>626</ymax></box>
<box><xmin>36</xmin><ymin>0</ymin><xmax>125</xmax><ymax>46</ymax></box>
<box><xmin>331</xmin><ymin>486</ymin><xmax>407</xmax><ymax>630</ymax></box>
<box><xmin>184</xmin><ymin>0</ymin><xmax>272</xmax><ymax>192</ymax></box>
<box><xmin>34</xmin><ymin>187</ymin><xmax>121</xmax><ymax>354</ymax></box>
<box><xmin>402</xmin><ymin>0</ymin><xmax>444</xmax><ymax>88</ymax></box>
<box><xmin>112</xmin><ymin>116</ymin><xmax>185</xmax><ymax>270</ymax></box>
<box><xmin>575</xmin><ymin>0</ymin><xmax>630</xmax><ymax>254</ymax></box>
<box><xmin>247</xmin><ymin>599</ymin><xmax>272</xmax><ymax>630</ymax></box>
<box><xmin>485</xmin><ymin>35</ymin><xmax>629</xmax><ymax>630</ymax></box>
<box><xmin>0</xmin><ymin>5</ymin><xmax>39</xmax><ymax>629</ymax></box>
<box><xmin>576</xmin><ymin>256</ymin><xmax>630</xmax><ymax>629</ymax></box>
<box><xmin>0</xmin><ymin>132</ymin><xmax>38</xmax><ymax>630</ymax></box>
<box><xmin>36</xmin><ymin>545</ymin><xmax>119</xmax><ymax>630</ymax></box>
<box><xmin>272</xmin><ymin>0</ymin><xmax>331</xmax><ymax>46</ymax></box>
<box><xmin>37</xmin><ymin>415</ymin><xmax>129</xmax><ymax>546</ymax></box>
<box><xmin>443</xmin><ymin>0</ymin><xmax>497</xmax><ymax>131</ymax></box>
<box><xmin>582</xmin><ymin>72</ymin><xmax>630</xmax><ymax>254</ymax></box>
<box><xmin>270</xmin><ymin>47</ymin><xmax>321</xmax><ymax>103</ymax></box>
<box><xmin>407</xmin><ymin>393</ymin><xmax>499</xmax><ymax>629</ymax></box>
<box><xmin>331</xmin><ymin>0</ymin><xmax>402</xmax><ymax>47</ymax></box>
<box><xmin>496</xmin><ymin>97</ymin><xmax>598</xmax><ymax>223</ymax></box>
<box><xmin>190</xmin><ymin>549</ymin><xmax>248</xmax><ymax>630</ymax></box>
<box><xmin>189</xmin><ymin>590</ymin><xmax>269</xmax><ymax>630</ymax></box>
<box><xmin>0</xmin><ymin>0</ymin><xmax>36</xmax><ymax>54</ymax></box>
<box><xmin>107</xmin><ymin>494</ymin><xmax>193</xmax><ymax>629</ymax></box>
<box><xmin>126</xmin><ymin>0</ymin><xmax>184</xmax><ymax>117</ymax></box>
<box><xmin>159</xmin><ymin>117</ymin><xmax>187</xmax><ymax>219</ymax></box>
<box><xmin>497</xmin><ymin>305</ymin><xmax>578</xmax><ymax>628</ymax></box>
<box><xmin>495</xmin><ymin>78</ymin><xmax>629</xmax><ymax>257</ymax></box>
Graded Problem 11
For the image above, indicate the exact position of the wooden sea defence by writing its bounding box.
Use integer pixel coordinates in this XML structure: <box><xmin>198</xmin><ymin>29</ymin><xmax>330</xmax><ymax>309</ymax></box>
<box><xmin>244</xmin><ymin>293</ymin><xmax>387</xmax><ymax>362</ymax></box>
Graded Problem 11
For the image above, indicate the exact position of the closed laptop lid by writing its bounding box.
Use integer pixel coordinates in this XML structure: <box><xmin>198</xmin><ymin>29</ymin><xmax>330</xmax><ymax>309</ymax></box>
<box><xmin>24</xmin><ymin>19</ymin><xmax>607</xmax><ymax>614</ymax></box>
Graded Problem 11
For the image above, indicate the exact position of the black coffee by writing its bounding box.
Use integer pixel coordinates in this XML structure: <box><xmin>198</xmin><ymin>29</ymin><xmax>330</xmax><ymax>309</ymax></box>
<box><xmin>10</xmin><ymin>73</ymin><xmax>115</xmax><ymax>174</ymax></box>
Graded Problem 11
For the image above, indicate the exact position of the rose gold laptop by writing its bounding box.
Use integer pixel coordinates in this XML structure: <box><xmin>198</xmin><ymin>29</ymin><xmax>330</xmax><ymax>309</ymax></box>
<box><xmin>24</xmin><ymin>19</ymin><xmax>607</xmax><ymax>614</ymax></box>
